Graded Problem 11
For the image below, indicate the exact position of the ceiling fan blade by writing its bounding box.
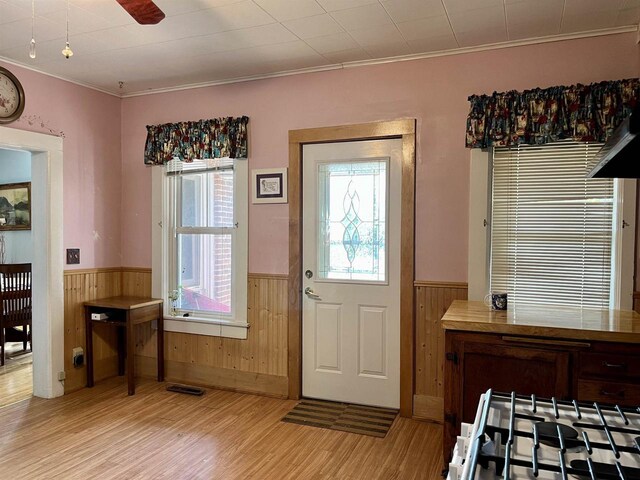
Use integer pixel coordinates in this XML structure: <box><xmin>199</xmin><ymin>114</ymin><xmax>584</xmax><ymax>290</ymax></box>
<box><xmin>116</xmin><ymin>0</ymin><xmax>165</xmax><ymax>25</ymax></box>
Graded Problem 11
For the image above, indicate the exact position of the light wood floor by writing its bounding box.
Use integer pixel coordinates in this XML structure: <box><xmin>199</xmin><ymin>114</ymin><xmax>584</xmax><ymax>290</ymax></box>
<box><xmin>0</xmin><ymin>342</ymin><xmax>33</xmax><ymax>408</ymax></box>
<box><xmin>0</xmin><ymin>377</ymin><xmax>444</xmax><ymax>479</ymax></box>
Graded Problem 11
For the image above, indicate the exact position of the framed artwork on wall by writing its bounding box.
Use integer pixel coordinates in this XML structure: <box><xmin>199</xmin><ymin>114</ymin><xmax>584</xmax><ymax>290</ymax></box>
<box><xmin>0</xmin><ymin>182</ymin><xmax>31</xmax><ymax>231</ymax></box>
<box><xmin>252</xmin><ymin>168</ymin><xmax>288</xmax><ymax>204</ymax></box>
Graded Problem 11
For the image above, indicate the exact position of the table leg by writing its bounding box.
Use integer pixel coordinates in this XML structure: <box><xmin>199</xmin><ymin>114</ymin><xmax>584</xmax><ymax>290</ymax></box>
<box><xmin>117</xmin><ymin>326</ymin><xmax>125</xmax><ymax>376</ymax></box>
<box><xmin>157</xmin><ymin>303</ymin><xmax>164</xmax><ymax>382</ymax></box>
<box><xmin>85</xmin><ymin>307</ymin><xmax>94</xmax><ymax>388</ymax></box>
<box><xmin>126</xmin><ymin>311</ymin><xmax>135</xmax><ymax>395</ymax></box>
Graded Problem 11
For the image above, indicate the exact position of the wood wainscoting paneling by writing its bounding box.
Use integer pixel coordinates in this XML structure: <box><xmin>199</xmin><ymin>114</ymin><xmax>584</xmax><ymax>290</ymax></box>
<box><xmin>66</xmin><ymin>267</ymin><xmax>465</xmax><ymax>416</ymax></box>
<box><xmin>63</xmin><ymin>268</ymin><xmax>123</xmax><ymax>392</ymax></box>
<box><xmin>64</xmin><ymin>269</ymin><xmax>289</xmax><ymax>398</ymax></box>
<box><xmin>122</xmin><ymin>267</ymin><xmax>153</xmax><ymax>297</ymax></box>
<box><xmin>413</xmin><ymin>281</ymin><xmax>468</xmax><ymax>423</ymax></box>
<box><xmin>133</xmin><ymin>272</ymin><xmax>289</xmax><ymax>397</ymax></box>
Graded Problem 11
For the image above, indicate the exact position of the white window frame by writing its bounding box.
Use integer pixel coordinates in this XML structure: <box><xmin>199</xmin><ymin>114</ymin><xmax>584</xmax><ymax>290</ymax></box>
<box><xmin>468</xmin><ymin>147</ymin><xmax>636</xmax><ymax>310</ymax></box>
<box><xmin>152</xmin><ymin>158</ymin><xmax>248</xmax><ymax>339</ymax></box>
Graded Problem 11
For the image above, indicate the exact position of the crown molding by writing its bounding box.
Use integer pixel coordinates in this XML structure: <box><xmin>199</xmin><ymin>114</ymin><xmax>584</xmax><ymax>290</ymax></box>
<box><xmin>1</xmin><ymin>25</ymin><xmax>637</xmax><ymax>99</ymax></box>
<box><xmin>120</xmin><ymin>63</ymin><xmax>345</xmax><ymax>98</ymax></box>
<box><xmin>0</xmin><ymin>56</ymin><xmax>120</xmax><ymax>98</ymax></box>
<box><xmin>121</xmin><ymin>25</ymin><xmax>639</xmax><ymax>98</ymax></box>
<box><xmin>342</xmin><ymin>26</ymin><xmax>638</xmax><ymax>69</ymax></box>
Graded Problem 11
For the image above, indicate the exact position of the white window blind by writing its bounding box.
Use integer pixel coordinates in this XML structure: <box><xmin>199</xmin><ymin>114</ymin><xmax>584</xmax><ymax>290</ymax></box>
<box><xmin>490</xmin><ymin>141</ymin><xmax>615</xmax><ymax>309</ymax></box>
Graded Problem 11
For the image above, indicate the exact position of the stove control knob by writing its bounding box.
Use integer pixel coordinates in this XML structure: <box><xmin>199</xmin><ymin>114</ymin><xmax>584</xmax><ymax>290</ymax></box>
<box><xmin>456</xmin><ymin>436</ymin><xmax>470</xmax><ymax>458</ymax></box>
<box><xmin>460</xmin><ymin>422</ymin><xmax>473</xmax><ymax>438</ymax></box>
<box><xmin>447</xmin><ymin>462</ymin><xmax>462</xmax><ymax>480</ymax></box>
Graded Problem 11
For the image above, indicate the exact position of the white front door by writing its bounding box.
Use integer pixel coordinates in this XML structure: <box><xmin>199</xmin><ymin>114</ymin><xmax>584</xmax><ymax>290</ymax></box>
<box><xmin>302</xmin><ymin>139</ymin><xmax>401</xmax><ymax>409</ymax></box>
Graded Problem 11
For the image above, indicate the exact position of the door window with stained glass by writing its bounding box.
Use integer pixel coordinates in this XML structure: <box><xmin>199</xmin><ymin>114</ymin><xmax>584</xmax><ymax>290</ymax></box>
<box><xmin>317</xmin><ymin>159</ymin><xmax>388</xmax><ymax>283</ymax></box>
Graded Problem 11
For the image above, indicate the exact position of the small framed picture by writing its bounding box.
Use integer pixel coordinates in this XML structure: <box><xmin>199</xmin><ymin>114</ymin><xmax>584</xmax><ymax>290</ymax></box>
<box><xmin>252</xmin><ymin>168</ymin><xmax>288</xmax><ymax>204</ymax></box>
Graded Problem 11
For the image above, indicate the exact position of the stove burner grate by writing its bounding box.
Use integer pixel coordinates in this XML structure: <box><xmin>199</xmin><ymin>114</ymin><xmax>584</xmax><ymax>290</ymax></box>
<box><xmin>569</xmin><ymin>460</ymin><xmax>640</xmax><ymax>480</ymax></box>
<box><xmin>462</xmin><ymin>390</ymin><xmax>640</xmax><ymax>480</ymax></box>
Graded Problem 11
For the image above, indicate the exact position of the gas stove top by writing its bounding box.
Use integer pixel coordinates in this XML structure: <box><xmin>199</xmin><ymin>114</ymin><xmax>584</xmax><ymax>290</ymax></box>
<box><xmin>448</xmin><ymin>390</ymin><xmax>640</xmax><ymax>479</ymax></box>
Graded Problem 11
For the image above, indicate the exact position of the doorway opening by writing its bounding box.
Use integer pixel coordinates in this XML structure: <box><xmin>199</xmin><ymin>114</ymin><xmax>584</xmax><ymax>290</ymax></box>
<box><xmin>0</xmin><ymin>147</ymin><xmax>34</xmax><ymax>406</ymax></box>
<box><xmin>0</xmin><ymin>126</ymin><xmax>65</xmax><ymax>401</ymax></box>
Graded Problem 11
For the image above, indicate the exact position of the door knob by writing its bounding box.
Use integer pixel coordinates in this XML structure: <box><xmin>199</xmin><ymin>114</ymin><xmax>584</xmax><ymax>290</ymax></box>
<box><xmin>304</xmin><ymin>287</ymin><xmax>320</xmax><ymax>300</ymax></box>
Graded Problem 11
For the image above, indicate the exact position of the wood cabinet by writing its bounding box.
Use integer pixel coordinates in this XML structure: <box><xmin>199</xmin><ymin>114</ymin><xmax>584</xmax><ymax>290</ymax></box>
<box><xmin>576</xmin><ymin>342</ymin><xmax>640</xmax><ymax>406</ymax></box>
<box><xmin>443</xmin><ymin>330</ymin><xmax>640</xmax><ymax>465</ymax></box>
<box><xmin>443</xmin><ymin>331</ymin><xmax>577</xmax><ymax>464</ymax></box>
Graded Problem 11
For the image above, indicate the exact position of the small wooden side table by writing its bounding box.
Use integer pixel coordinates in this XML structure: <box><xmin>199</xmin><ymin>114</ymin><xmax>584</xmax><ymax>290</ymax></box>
<box><xmin>84</xmin><ymin>296</ymin><xmax>164</xmax><ymax>395</ymax></box>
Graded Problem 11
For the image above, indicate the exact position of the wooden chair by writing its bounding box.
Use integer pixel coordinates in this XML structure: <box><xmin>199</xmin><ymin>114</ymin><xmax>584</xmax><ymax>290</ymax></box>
<box><xmin>0</xmin><ymin>263</ymin><xmax>32</xmax><ymax>366</ymax></box>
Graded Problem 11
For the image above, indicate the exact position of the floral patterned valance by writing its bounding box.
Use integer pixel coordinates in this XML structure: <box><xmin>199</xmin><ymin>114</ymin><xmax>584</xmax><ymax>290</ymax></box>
<box><xmin>144</xmin><ymin>116</ymin><xmax>249</xmax><ymax>165</ymax></box>
<box><xmin>465</xmin><ymin>78</ymin><xmax>639</xmax><ymax>149</ymax></box>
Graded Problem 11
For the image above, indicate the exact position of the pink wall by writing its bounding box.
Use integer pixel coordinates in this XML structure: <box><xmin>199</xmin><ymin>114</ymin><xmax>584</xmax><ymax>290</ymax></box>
<box><xmin>121</xmin><ymin>33</ymin><xmax>639</xmax><ymax>281</ymax></box>
<box><xmin>0</xmin><ymin>34</ymin><xmax>635</xmax><ymax>281</ymax></box>
<box><xmin>0</xmin><ymin>61</ymin><xmax>122</xmax><ymax>269</ymax></box>
<box><xmin>0</xmin><ymin>34</ymin><xmax>636</xmax><ymax>279</ymax></box>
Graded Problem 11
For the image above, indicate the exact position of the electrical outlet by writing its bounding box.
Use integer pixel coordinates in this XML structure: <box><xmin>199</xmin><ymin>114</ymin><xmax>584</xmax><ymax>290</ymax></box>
<box><xmin>72</xmin><ymin>347</ymin><xmax>84</xmax><ymax>367</ymax></box>
<box><xmin>66</xmin><ymin>248</ymin><xmax>80</xmax><ymax>264</ymax></box>
<box><xmin>58</xmin><ymin>371</ymin><xmax>66</xmax><ymax>381</ymax></box>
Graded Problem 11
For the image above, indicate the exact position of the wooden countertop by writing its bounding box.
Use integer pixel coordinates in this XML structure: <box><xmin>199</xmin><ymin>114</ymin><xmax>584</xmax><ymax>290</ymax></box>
<box><xmin>442</xmin><ymin>300</ymin><xmax>640</xmax><ymax>343</ymax></box>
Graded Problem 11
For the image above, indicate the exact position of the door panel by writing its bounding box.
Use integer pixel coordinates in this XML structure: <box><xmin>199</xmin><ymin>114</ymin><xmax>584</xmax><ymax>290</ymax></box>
<box><xmin>315</xmin><ymin>303</ymin><xmax>342</xmax><ymax>372</ymax></box>
<box><xmin>358</xmin><ymin>305</ymin><xmax>386</xmax><ymax>377</ymax></box>
<box><xmin>302</xmin><ymin>139</ymin><xmax>401</xmax><ymax>408</ymax></box>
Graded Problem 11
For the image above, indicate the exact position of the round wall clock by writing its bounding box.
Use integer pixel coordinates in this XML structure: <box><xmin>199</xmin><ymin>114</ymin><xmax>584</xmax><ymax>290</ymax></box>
<box><xmin>0</xmin><ymin>66</ymin><xmax>25</xmax><ymax>124</ymax></box>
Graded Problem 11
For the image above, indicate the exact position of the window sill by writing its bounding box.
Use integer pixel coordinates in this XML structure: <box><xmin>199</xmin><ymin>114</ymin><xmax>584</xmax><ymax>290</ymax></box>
<box><xmin>163</xmin><ymin>315</ymin><xmax>248</xmax><ymax>339</ymax></box>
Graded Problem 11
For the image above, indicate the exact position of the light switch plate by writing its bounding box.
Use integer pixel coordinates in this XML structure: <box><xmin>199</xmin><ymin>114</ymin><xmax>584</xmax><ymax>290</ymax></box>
<box><xmin>66</xmin><ymin>248</ymin><xmax>80</xmax><ymax>264</ymax></box>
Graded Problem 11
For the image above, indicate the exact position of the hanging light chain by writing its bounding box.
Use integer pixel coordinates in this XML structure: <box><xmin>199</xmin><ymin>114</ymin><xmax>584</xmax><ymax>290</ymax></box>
<box><xmin>62</xmin><ymin>0</ymin><xmax>73</xmax><ymax>58</ymax></box>
<box><xmin>29</xmin><ymin>0</ymin><xmax>36</xmax><ymax>59</ymax></box>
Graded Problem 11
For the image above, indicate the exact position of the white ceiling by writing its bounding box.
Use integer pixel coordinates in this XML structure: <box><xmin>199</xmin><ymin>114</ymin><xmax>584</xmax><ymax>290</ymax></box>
<box><xmin>0</xmin><ymin>0</ymin><xmax>638</xmax><ymax>96</ymax></box>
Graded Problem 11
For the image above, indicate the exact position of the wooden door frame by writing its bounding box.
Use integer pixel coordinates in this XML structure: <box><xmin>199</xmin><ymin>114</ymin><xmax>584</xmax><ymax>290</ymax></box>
<box><xmin>288</xmin><ymin>119</ymin><xmax>416</xmax><ymax>417</ymax></box>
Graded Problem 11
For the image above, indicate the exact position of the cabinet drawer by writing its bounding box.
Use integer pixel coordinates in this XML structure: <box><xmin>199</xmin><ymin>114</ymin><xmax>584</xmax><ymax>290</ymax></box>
<box><xmin>130</xmin><ymin>304</ymin><xmax>161</xmax><ymax>325</ymax></box>
<box><xmin>579</xmin><ymin>352</ymin><xmax>640</xmax><ymax>379</ymax></box>
<box><xmin>577</xmin><ymin>379</ymin><xmax>640</xmax><ymax>406</ymax></box>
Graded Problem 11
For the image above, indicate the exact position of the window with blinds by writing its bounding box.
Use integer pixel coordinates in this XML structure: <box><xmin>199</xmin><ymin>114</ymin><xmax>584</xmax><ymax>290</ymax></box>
<box><xmin>490</xmin><ymin>141</ymin><xmax>616</xmax><ymax>309</ymax></box>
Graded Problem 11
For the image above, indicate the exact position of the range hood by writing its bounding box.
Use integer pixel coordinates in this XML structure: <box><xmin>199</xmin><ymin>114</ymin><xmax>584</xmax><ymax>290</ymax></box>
<box><xmin>588</xmin><ymin>106</ymin><xmax>640</xmax><ymax>178</ymax></box>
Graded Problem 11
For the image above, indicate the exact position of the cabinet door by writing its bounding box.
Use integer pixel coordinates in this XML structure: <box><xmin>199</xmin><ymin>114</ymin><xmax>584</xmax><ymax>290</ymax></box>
<box><xmin>443</xmin><ymin>332</ymin><xmax>572</xmax><ymax>464</ymax></box>
<box><xmin>459</xmin><ymin>340</ymin><xmax>570</xmax><ymax>423</ymax></box>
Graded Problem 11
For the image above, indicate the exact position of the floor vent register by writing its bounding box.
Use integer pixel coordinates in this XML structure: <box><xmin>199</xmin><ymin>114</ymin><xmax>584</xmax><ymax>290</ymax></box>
<box><xmin>166</xmin><ymin>384</ymin><xmax>205</xmax><ymax>396</ymax></box>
